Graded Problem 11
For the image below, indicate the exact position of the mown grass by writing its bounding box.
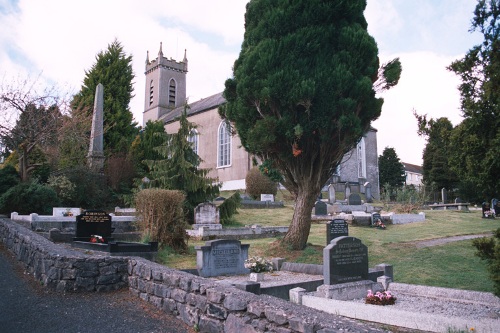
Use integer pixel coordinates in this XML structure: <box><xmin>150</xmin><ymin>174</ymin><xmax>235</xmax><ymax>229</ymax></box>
<box><xmin>160</xmin><ymin>206</ymin><xmax>500</xmax><ymax>293</ymax></box>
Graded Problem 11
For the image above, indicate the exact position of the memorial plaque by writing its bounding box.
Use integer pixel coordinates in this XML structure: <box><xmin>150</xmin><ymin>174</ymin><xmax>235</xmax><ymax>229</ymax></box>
<box><xmin>196</xmin><ymin>239</ymin><xmax>250</xmax><ymax>277</ymax></box>
<box><xmin>326</xmin><ymin>219</ymin><xmax>348</xmax><ymax>245</ymax></box>
<box><xmin>315</xmin><ymin>201</ymin><xmax>327</xmax><ymax>216</ymax></box>
<box><xmin>75</xmin><ymin>210</ymin><xmax>112</xmax><ymax>238</ymax></box>
<box><xmin>323</xmin><ymin>236</ymin><xmax>368</xmax><ymax>284</ymax></box>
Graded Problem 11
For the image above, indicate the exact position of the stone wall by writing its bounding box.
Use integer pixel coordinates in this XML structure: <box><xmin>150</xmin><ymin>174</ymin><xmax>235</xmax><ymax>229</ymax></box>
<box><xmin>0</xmin><ymin>217</ymin><xmax>383</xmax><ymax>333</ymax></box>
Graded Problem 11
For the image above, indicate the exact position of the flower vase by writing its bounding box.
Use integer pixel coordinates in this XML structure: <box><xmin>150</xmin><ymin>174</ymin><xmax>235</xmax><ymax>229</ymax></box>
<box><xmin>249</xmin><ymin>272</ymin><xmax>264</xmax><ymax>282</ymax></box>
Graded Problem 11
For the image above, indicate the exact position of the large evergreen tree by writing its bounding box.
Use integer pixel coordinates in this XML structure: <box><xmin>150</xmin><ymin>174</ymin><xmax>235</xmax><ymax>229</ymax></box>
<box><xmin>447</xmin><ymin>0</ymin><xmax>500</xmax><ymax>200</ymax></box>
<box><xmin>71</xmin><ymin>39</ymin><xmax>137</xmax><ymax>155</ymax></box>
<box><xmin>146</xmin><ymin>107</ymin><xmax>220</xmax><ymax>223</ymax></box>
<box><xmin>415</xmin><ymin>115</ymin><xmax>458</xmax><ymax>192</ymax></box>
<box><xmin>378</xmin><ymin>147</ymin><xmax>405</xmax><ymax>189</ymax></box>
<box><xmin>222</xmin><ymin>0</ymin><xmax>401</xmax><ymax>249</ymax></box>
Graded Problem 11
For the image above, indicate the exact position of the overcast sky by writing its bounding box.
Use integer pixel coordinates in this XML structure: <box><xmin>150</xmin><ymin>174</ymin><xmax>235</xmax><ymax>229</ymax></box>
<box><xmin>0</xmin><ymin>0</ymin><xmax>483</xmax><ymax>165</ymax></box>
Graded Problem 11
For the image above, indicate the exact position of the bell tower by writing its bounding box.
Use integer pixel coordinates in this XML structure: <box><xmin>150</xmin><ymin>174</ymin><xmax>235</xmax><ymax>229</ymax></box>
<box><xmin>143</xmin><ymin>42</ymin><xmax>188</xmax><ymax>125</ymax></box>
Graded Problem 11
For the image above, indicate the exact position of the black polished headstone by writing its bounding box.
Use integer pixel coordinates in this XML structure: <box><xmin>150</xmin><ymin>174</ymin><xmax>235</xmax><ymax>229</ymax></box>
<box><xmin>323</xmin><ymin>236</ymin><xmax>368</xmax><ymax>284</ymax></box>
<box><xmin>326</xmin><ymin>219</ymin><xmax>348</xmax><ymax>245</ymax></box>
<box><xmin>371</xmin><ymin>213</ymin><xmax>382</xmax><ymax>226</ymax></box>
<box><xmin>75</xmin><ymin>210</ymin><xmax>112</xmax><ymax>238</ymax></box>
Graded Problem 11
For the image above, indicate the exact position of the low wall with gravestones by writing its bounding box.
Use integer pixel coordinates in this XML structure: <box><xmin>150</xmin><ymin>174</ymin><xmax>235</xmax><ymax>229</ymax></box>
<box><xmin>0</xmin><ymin>218</ymin><xmax>384</xmax><ymax>333</ymax></box>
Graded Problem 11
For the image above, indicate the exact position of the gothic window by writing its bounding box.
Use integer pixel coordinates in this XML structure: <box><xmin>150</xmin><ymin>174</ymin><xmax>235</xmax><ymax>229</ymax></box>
<box><xmin>357</xmin><ymin>138</ymin><xmax>366</xmax><ymax>178</ymax></box>
<box><xmin>217</xmin><ymin>121</ymin><xmax>231</xmax><ymax>167</ymax></box>
<box><xmin>168</xmin><ymin>79</ymin><xmax>176</xmax><ymax>107</ymax></box>
<box><xmin>149</xmin><ymin>80</ymin><xmax>154</xmax><ymax>105</ymax></box>
<box><xmin>188</xmin><ymin>129</ymin><xmax>199</xmax><ymax>155</ymax></box>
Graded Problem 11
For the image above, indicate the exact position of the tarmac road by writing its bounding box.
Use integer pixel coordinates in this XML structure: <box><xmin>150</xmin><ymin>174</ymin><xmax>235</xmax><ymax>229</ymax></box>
<box><xmin>0</xmin><ymin>243</ymin><xmax>196</xmax><ymax>333</ymax></box>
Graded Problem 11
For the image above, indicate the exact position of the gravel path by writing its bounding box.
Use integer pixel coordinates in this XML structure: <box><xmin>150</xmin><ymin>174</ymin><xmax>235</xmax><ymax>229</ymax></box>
<box><xmin>414</xmin><ymin>233</ymin><xmax>493</xmax><ymax>248</ymax></box>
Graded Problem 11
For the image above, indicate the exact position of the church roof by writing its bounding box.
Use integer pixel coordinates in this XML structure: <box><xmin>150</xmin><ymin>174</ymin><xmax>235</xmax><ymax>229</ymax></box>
<box><xmin>161</xmin><ymin>92</ymin><xmax>225</xmax><ymax>124</ymax></box>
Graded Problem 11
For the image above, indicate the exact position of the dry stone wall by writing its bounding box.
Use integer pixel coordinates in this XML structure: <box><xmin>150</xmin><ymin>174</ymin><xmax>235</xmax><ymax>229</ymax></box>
<box><xmin>0</xmin><ymin>218</ymin><xmax>386</xmax><ymax>333</ymax></box>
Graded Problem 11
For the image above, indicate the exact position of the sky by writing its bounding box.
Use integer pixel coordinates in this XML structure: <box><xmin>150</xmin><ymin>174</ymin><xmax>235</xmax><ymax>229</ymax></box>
<box><xmin>0</xmin><ymin>0</ymin><xmax>483</xmax><ymax>166</ymax></box>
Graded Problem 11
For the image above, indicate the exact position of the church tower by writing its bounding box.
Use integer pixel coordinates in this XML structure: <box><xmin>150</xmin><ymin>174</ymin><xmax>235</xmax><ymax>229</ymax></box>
<box><xmin>143</xmin><ymin>42</ymin><xmax>188</xmax><ymax>125</ymax></box>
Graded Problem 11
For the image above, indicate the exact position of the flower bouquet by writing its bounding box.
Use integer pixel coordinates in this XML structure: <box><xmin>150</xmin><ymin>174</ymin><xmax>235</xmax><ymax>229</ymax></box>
<box><xmin>244</xmin><ymin>256</ymin><xmax>274</xmax><ymax>273</ymax></box>
<box><xmin>90</xmin><ymin>235</ymin><xmax>105</xmax><ymax>243</ymax></box>
<box><xmin>365</xmin><ymin>290</ymin><xmax>396</xmax><ymax>305</ymax></box>
<box><xmin>373</xmin><ymin>218</ymin><xmax>386</xmax><ymax>229</ymax></box>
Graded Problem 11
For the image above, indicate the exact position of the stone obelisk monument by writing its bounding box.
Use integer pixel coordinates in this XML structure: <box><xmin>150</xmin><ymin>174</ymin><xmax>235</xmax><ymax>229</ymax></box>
<box><xmin>87</xmin><ymin>83</ymin><xmax>105</xmax><ymax>173</ymax></box>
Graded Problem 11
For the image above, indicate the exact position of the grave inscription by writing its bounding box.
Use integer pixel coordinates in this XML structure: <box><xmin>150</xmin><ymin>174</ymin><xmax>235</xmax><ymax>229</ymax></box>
<box><xmin>196</xmin><ymin>239</ymin><xmax>250</xmax><ymax>277</ymax></box>
<box><xmin>326</xmin><ymin>219</ymin><xmax>348</xmax><ymax>245</ymax></box>
<box><xmin>323</xmin><ymin>236</ymin><xmax>368</xmax><ymax>284</ymax></box>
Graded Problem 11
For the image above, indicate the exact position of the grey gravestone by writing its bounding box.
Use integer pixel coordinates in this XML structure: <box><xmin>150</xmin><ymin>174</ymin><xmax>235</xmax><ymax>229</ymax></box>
<box><xmin>75</xmin><ymin>210</ymin><xmax>112</xmax><ymax>239</ymax></box>
<box><xmin>315</xmin><ymin>201</ymin><xmax>327</xmax><ymax>216</ymax></box>
<box><xmin>344</xmin><ymin>182</ymin><xmax>351</xmax><ymax>200</ymax></box>
<box><xmin>441</xmin><ymin>188</ymin><xmax>447</xmax><ymax>204</ymax></box>
<box><xmin>482</xmin><ymin>202</ymin><xmax>493</xmax><ymax>218</ymax></box>
<box><xmin>493</xmin><ymin>198</ymin><xmax>500</xmax><ymax>217</ymax></box>
<box><xmin>260</xmin><ymin>194</ymin><xmax>274</xmax><ymax>202</ymax></box>
<box><xmin>371</xmin><ymin>213</ymin><xmax>382</xmax><ymax>226</ymax></box>
<box><xmin>196</xmin><ymin>240</ymin><xmax>250</xmax><ymax>277</ymax></box>
<box><xmin>87</xmin><ymin>83</ymin><xmax>105</xmax><ymax>173</ymax></box>
<box><xmin>455</xmin><ymin>197</ymin><xmax>463</xmax><ymax>204</ymax></box>
<box><xmin>328</xmin><ymin>184</ymin><xmax>336</xmax><ymax>204</ymax></box>
<box><xmin>323</xmin><ymin>236</ymin><xmax>368</xmax><ymax>284</ymax></box>
<box><xmin>364</xmin><ymin>182</ymin><xmax>372</xmax><ymax>203</ymax></box>
<box><xmin>194</xmin><ymin>202</ymin><xmax>220</xmax><ymax>224</ymax></box>
<box><xmin>326</xmin><ymin>219</ymin><xmax>348</xmax><ymax>245</ymax></box>
<box><xmin>348</xmin><ymin>193</ymin><xmax>362</xmax><ymax>205</ymax></box>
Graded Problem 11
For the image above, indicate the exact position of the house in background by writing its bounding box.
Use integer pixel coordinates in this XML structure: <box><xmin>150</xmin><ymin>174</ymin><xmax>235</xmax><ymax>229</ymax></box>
<box><xmin>403</xmin><ymin>162</ymin><xmax>423</xmax><ymax>187</ymax></box>
<box><xmin>143</xmin><ymin>44</ymin><xmax>380</xmax><ymax>199</ymax></box>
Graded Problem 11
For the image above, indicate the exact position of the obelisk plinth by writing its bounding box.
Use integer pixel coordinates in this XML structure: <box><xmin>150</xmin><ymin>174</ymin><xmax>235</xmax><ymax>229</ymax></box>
<box><xmin>87</xmin><ymin>83</ymin><xmax>105</xmax><ymax>173</ymax></box>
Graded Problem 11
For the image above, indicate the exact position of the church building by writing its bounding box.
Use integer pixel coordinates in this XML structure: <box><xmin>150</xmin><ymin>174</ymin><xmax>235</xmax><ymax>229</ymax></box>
<box><xmin>143</xmin><ymin>44</ymin><xmax>380</xmax><ymax>200</ymax></box>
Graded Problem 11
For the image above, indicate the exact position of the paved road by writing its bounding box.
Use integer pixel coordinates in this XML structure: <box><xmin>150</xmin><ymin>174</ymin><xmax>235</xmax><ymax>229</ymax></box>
<box><xmin>0</xmin><ymin>244</ymin><xmax>196</xmax><ymax>333</ymax></box>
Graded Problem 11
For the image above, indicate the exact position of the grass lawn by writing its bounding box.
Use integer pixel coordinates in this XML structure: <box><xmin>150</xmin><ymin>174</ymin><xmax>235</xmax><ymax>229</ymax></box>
<box><xmin>161</xmin><ymin>206</ymin><xmax>500</xmax><ymax>293</ymax></box>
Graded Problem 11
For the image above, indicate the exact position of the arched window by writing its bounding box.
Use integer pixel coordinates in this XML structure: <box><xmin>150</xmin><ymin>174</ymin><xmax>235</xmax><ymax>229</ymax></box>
<box><xmin>149</xmin><ymin>80</ymin><xmax>154</xmax><ymax>106</ymax></box>
<box><xmin>168</xmin><ymin>79</ymin><xmax>176</xmax><ymax>107</ymax></box>
<box><xmin>357</xmin><ymin>138</ymin><xmax>366</xmax><ymax>178</ymax></box>
<box><xmin>188</xmin><ymin>129</ymin><xmax>198</xmax><ymax>155</ymax></box>
<box><xmin>217</xmin><ymin>121</ymin><xmax>231</xmax><ymax>167</ymax></box>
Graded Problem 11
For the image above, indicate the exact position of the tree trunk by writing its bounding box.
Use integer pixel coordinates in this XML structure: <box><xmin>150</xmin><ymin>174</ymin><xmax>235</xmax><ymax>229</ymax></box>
<box><xmin>282</xmin><ymin>185</ymin><xmax>319</xmax><ymax>250</ymax></box>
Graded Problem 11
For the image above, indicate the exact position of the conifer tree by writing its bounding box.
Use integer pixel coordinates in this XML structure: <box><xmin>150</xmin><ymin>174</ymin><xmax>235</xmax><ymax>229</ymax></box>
<box><xmin>146</xmin><ymin>107</ymin><xmax>220</xmax><ymax>222</ymax></box>
<box><xmin>378</xmin><ymin>147</ymin><xmax>405</xmax><ymax>190</ymax></box>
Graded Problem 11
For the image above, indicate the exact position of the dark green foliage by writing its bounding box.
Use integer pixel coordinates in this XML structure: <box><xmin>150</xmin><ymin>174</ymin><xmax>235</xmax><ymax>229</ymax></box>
<box><xmin>0</xmin><ymin>165</ymin><xmax>20</xmax><ymax>196</ymax></box>
<box><xmin>472</xmin><ymin>228</ymin><xmax>500</xmax><ymax>296</ymax></box>
<box><xmin>221</xmin><ymin>0</ymin><xmax>400</xmax><ymax>249</ymax></box>
<box><xmin>415</xmin><ymin>114</ymin><xmax>458</xmax><ymax>193</ymax></box>
<box><xmin>59</xmin><ymin>167</ymin><xmax>112</xmax><ymax>209</ymax></box>
<box><xmin>245</xmin><ymin>167</ymin><xmax>278</xmax><ymax>199</ymax></box>
<box><xmin>378</xmin><ymin>147</ymin><xmax>405</xmax><ymax>190</ymax></box>
<box><xmin>71</xmin><ymin>39</ymin><xmax>137</xmax><ymax>155</ymax></box>
<box><xmin>0</xmin><ymin>181</ymin><xmax>60</xmax><ymax>215</ymax></box>
<box><xmin>447</xmin><ymin>1</ymin><xmax>500</xmax><ymax>200</ymax></box>
<box><xmin>146</xmin><ymin>107</ymin><xmax>220</xmax><ymax>223</ymax></box>
<box><xmin>258</xmin><ymin>159</ymin><xmax>283</xmax><ymax>183</ymax></box>
<box><xmin>130</xmin><ymin>120</ymin><xmax>166</xmax><ymax>176</ymax></box>
<box><xmin>219</xmin><ymin>191</ymin><xmax>242</xmax><ymax>224</ymax></box>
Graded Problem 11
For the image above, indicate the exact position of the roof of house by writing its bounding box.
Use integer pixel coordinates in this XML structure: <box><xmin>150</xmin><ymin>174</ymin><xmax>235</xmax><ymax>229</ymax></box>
<box><xmin>403</xmin><ymin>162</ymin><xmax>423</xmax><ymax>174</ymax></box>
<box><xmin>161</xmin><ymin>92</ymin><xmax>225</xmax><ymax>123</ymax></box>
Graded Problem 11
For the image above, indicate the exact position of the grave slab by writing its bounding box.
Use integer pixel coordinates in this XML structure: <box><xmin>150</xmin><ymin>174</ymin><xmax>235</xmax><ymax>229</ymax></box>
<box><xmin>196</xmin><ymin>239</ymin><xmax>250</xmax><ymax>277</ymax></box>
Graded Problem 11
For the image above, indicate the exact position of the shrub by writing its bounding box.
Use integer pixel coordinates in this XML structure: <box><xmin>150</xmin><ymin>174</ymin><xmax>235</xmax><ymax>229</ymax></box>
<box><xmin>472</xmin><ymin>228</ymin><xmax>500</xmax><ymax>297</ymax></box>
<box><xmin>0</xmin><ymin>165</ymin><xmax>20</xmax><ymax>196</ymax></box>
<box><xmin>245</xmin><ymin>167</ymin><xmax>277</xmax><ymax>200</ymax></box>
<box><xmin>47</xmin><ymin>175</ymin><xmax>76</xmax><ymax>204</ymax></box>
<box><xmin>0</xmin><ymin>181</ymin><xmax>60</xmax><ymax>215</ymax></box>
<box><xmin>219</xmin><ymin>191</ymin><xmax>241</xmax><ymax>224</ymax></box>
<box><xmin>135</xmin><ymin>188</ymin><xmax>189</xmax><ymax>252</ymax></box>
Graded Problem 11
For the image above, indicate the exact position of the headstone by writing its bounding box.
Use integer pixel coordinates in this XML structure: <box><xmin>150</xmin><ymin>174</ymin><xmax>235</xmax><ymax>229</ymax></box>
<box><xmin>344</xmin><ymin>182</ymin><xmax>351</xmax><ymax>200</ymax></box>
<box><xmin>455</xmin><ymin>197</ymin><xmax>463</xmax><ymax>204</ymax></box>
<box><xmin>348</xmin><ymin>193</ymin><xmax>362</xmax><ymax>205</ymax></box>
<box><xmin>482</xmin><ymin>202</ymin><xmax>493</xmax><ymax>218</ymax></box>
<box><xmin>493</xmin><ymin>199</ymin><xmax>500</xmax><ymax>217</ymax></box>
<box><xmin>328</xmin><ymin>184</ymin><xmax>336</xmax><ymax>204</ymax></box>
<box><xmin>371</xmin><ymin>213</ymin><xmax>382</xmax><ymax>226</ymax></box>
<box><xmin>75</xmin><ymin>210</ymin><xmax>112</xmax><ymax>239</ymax></box>
<box><xmin>364</xmin><ymin>182</ymin><xmax>372</xmax><ymax>203</ymax></box>
<box><xmin>196</xmin><ymin>239</ymin><xmax>250</xmax><ymax>277</ymax></box>
<box><xmin>323</xmin><ymin>236</ymin><xmax>368</xmax><ymax>284</ymax></box>
<box><xmin>260</xmin><ymin>194</ymin><xmax>274</xmax><ymax>202</ymax></box>
<box><xmin>194</xmin><ymin>202</ymin><xmax>220</xmax><ymax>224</ymax></box>
<box><xmin>326</xmin><ymin>219</ymin><xmax>348</xmax><ymax>245</ymax></box>
<box><xmin>314</xmin><ymin>201</ymin><xmax>327</xmax><ymax>216</ymax></box>
<box><xmin>441</xmin><ymin>188</ymin><xmax>447</xmax><ymax>204</ymax></box>
<box><xmin>87</xmin><ymin>83</ymin><xmax>105</xmax><ymax>173</ymax></box>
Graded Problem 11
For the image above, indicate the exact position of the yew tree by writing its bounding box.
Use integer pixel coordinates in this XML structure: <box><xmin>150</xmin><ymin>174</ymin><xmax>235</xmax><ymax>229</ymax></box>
<box><xmin>222</xmin><ymin>0</ymin><xmax>401</xmax><ymax>249</ymax></box>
